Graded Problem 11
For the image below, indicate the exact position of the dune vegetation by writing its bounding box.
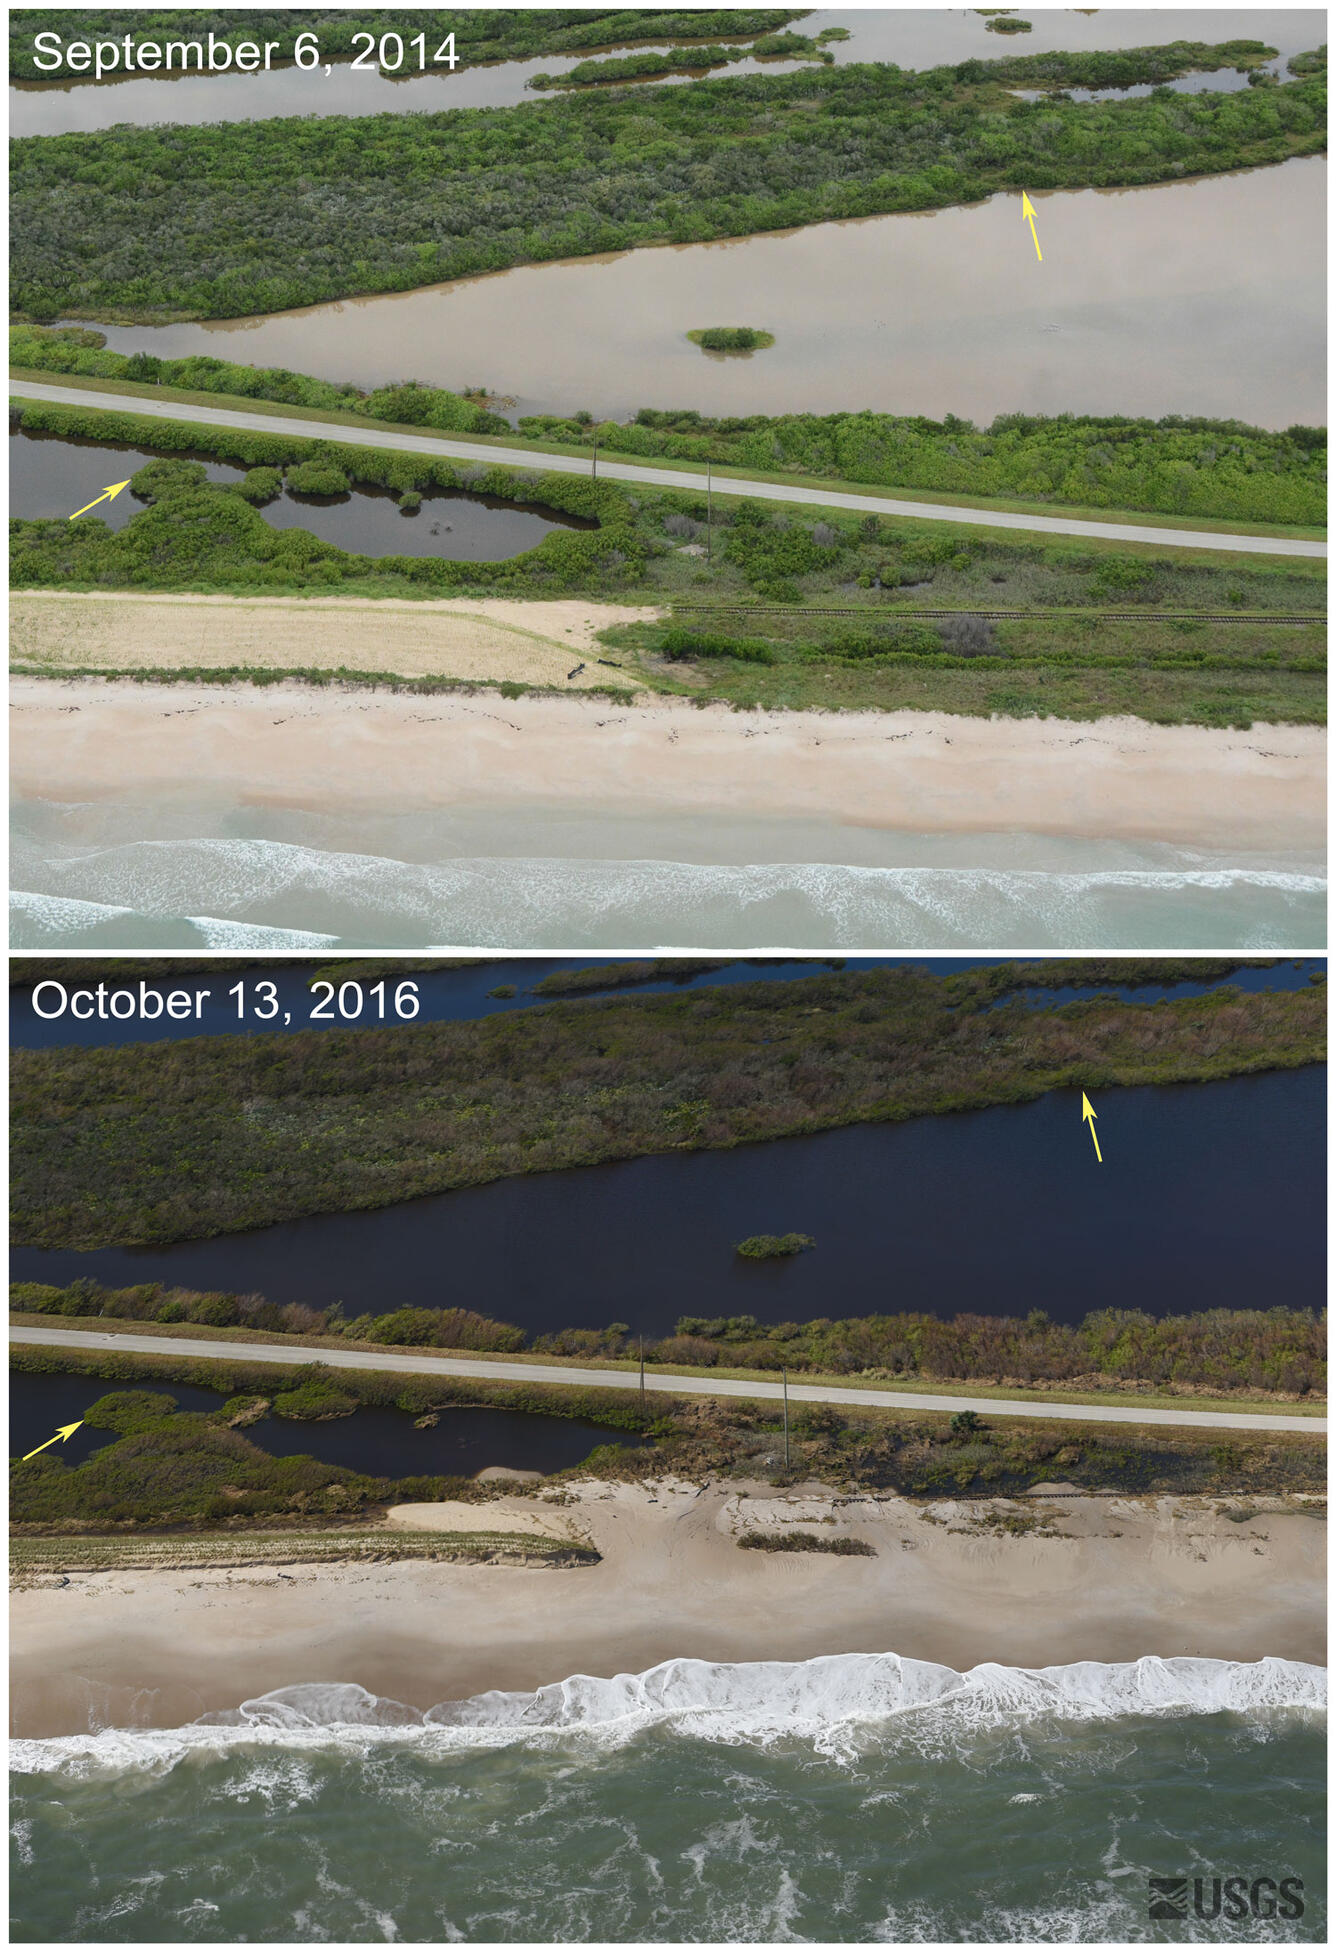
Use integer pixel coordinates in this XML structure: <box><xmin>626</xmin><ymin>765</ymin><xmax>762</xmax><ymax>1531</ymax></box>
<box><xmin>9</xmin><ymin>1345</ymin><xmax>1326</xmax><ymax>1517</ymax></box>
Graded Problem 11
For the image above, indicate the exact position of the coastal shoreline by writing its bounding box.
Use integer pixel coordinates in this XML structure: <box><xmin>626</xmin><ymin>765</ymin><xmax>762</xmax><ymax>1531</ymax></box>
<box><xmin>11</xmin><ymin>1481</ymin><xmax>1326</xmax><ymax>1738</ymax></box>
<box><xmin>9</xmin><ymin>675</ymin><xmax>1327</xmax><ymax>853</ymax></box>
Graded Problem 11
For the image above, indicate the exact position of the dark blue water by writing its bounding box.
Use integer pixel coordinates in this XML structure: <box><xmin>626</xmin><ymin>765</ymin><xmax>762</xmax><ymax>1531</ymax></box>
<box><xmin>9</xmin><ymin>958</ymin><xmax>1316</xmax><ymax>1048</ymax></box>
<box><xmin>9</xmin><ymin>429</ymin><xmax>591</xmax><ymax>560</ymax></box>
<box><xmin>9</xmin><ymin>1371</ymin><xmax>643</xmax><ymax>1477</ymax></box>
<box><xmin>12</xmin><ymin>1067</ymin><xmax>1324</xmax><ymax>1336</ymax></box>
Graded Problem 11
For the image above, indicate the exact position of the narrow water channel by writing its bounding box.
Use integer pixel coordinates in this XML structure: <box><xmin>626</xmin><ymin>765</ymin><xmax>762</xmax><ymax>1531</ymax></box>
<box><xmin>11</xmin><ymin>1068</ymin><xmax>1325</xmax><ymax>1335</ymax></box>
<box><xmin>11</xmin><ymin>10</ymin><xmax>1320</xmax><ymax>136</ymax></box>
<box><xmin>65</xmin><ymin>158</ymin><xmax>1326</xmax><ymax>428</ymax></box>
<box><xmin>9</xmin><ymin>1370</ymin><xmax>645</xmax><ymax>1477</ymax></box>
<box><xmin>8</xmin><ymin>958</ymin><xmax>1319</xmax><ymax>1049</ymax></box>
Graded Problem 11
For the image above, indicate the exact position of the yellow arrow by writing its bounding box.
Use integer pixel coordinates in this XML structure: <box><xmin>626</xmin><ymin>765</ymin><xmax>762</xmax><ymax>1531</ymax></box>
<box><xmin>1081</xmin><ymin>1092</ymin><xmax>1102</xmax><ymax>1163</ymax></box>
<box><xmin>1021</xmin><ymin>191</ymin><xmax>1043</xmax><ymax>263</ymax></box>
<box><xmin>69</xmin><ymin>480</ymin><xmax>132</xmax><ymax>522</ymax></box>
<box><xmin>21</xmin><ymin>1421</ymin><xmax>84</xmax><ymax>1461</ymax></box>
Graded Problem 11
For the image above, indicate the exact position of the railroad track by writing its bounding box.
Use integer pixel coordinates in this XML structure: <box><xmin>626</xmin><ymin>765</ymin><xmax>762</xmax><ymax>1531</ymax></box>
<box><xmin>669</xmin><ymin>607</ymin><xmax>1325</xmax><ymax>625</ymax></box>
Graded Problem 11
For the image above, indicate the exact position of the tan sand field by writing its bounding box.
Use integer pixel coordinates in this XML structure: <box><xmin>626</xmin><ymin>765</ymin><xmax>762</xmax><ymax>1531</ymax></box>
<box><xmin>9</xmin><ymin>672</ymin><xmax>1325</xmax><ymax>852</ymax></box>
<box><xmin>11</xmin><ymin>1480</ymin><xmax>1324</xmax><ymax>1735</ymax></box>
<box><xmin>10</xmin><ymin>591</ymin><xmax>659</xmax><ymax>689</ymax></box>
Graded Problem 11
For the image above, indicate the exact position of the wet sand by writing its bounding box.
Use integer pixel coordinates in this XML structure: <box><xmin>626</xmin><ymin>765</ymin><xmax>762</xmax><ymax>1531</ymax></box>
<box><xmin>9</xmin><ymin>675</ymin><xmax>1325</xmax><ymax>853</ymax></box>
<box><xmin>10</xmin><ymin>1481</ymin><xmax>1325</xmax><ymax>1735</ymax></box>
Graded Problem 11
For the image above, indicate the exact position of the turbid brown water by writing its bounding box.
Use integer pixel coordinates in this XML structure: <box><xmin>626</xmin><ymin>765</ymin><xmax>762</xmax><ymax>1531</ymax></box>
<box><xmin>77</xmin><ymin>159</ymin><xmax>1325</xmax><ymax>428</ymax></box>
<box><xmin>10</xmin><ymin>8</ymin><xmax>1320</xmax><ymax>135</ymax></box>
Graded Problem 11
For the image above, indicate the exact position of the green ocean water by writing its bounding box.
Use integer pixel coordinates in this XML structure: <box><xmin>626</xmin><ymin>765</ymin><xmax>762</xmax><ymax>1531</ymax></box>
<box><xmin>9</xmin><ymin>1656</ymin><xmax>1326</xmax><ymax>1943</ymax></box>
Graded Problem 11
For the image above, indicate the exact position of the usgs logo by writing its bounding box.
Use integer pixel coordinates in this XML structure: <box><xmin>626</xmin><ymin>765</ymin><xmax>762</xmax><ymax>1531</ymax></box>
<box><xmin>1148</xmin><ymin>1875</ymin><xmax>1305</xmax><ymax>1922</ymax></box>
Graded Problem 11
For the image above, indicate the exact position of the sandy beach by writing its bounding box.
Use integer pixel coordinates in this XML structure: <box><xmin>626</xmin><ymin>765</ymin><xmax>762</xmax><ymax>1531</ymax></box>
<box><xmin>9</xmin><ymin>675</ymin><xmax>1326</xmax><ymax>852</ymax></box>
<box><xmin>11</xmin><ymin>1480</ymin><xmax>1325</xmax><ymax>1736</ymax></box>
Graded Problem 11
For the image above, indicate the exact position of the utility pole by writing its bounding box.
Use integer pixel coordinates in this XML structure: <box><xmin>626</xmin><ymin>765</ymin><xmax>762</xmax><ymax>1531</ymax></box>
<box><xmin>639</xmin><ymin>1335</ymin><xmax>645</xmax><ymax>1416</ymax></box>
<box><xmin>706</xmin><ymin>462</ymin><xmax>712</xmax><ymax>562</ymax></box>
<box><xmin>782</xmin><ymin>1366</ymin><xmax>790</xmax><ymax>1473</ymax></box>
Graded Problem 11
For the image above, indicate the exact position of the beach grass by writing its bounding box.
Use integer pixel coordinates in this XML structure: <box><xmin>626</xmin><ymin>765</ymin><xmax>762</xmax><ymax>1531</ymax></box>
<box><xmin>10</xmin><ymin>1529</ymin><xmax>598</xmax><ymax>1581</ymax></box>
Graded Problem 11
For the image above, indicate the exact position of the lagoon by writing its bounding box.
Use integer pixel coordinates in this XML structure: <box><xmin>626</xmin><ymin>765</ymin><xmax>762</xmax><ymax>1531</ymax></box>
<box><xmin>8</xmin><ymin>429</ymin><xmax>593</xmax><ymax>561</ymax></box>
<box><xmin>10</xmin><ymin>9</ymin><xmax>1321</xmax><ymax>135</ymax></box>
<box><xmin>9</xmin><ymin>1370</ymin><xmax>643</xmax><ymax>1478</ymax></box>
<box><xmin>69</xmin><ymin>159</ymin><xmax>1326</xmax><ymax>430</ymax></box>
<box><xmin>10</xmin><ymin>1067</ymin><xmax>1325</xmax><ymax>1337</ymax></box>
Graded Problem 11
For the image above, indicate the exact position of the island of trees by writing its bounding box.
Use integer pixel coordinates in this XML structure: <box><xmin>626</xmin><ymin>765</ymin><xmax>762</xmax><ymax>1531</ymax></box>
<box><xmin>11</xmin><ymin>44</ymin><xmax>1321</xmax><ymax>322</ymax></box>
<box><xmin>11</xmin><ymin>963</ymin><xmax>1323</xmax><ymax>1250</ymax></box>
<box><xmin>688</xmin><ymin>326</ymin><xmax>775</xmax><ymax>352</ymax></box>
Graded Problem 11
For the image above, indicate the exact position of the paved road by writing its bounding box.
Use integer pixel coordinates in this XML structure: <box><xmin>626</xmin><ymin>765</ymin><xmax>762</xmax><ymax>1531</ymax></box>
<box><xmin>14</xmin><ymin>382</ymin><xmax>1327</xmax><ymax>559</ymax></box>
<box><xmin>13</xmin><ymin>1326</ymin><xmax>1325</xmax><ymax>1435</ymax></box>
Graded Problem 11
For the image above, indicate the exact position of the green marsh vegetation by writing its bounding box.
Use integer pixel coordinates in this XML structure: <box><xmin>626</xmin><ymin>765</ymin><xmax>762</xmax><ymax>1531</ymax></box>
<box><xmin>525</xmin><ymin>403</ymin><xmax>1326</xmax><ymax>528</ymax></box>
<box><xmin>738</xmin><ymin>1533</ymin><xmax>876</xmax><ymax>1554</ymax></box>
<box><xmin>734</xmin><ymin>1233</ymin><xmax>814</xmax><ymax>1259</ymax></box>
<box><xmin>10</xmin><ymin>401</ymin><xmax>629</xmax><ymax>598</ymax></box>
<box><xmin>687</xmin><ymin>327</ymin><xmax>775</xmax><ymax>352</ymax></box>
<box><xmin>13</xmin><ymin>328</ymin><xmax>1324</xmax><ymax>529</ymax></box>
<box><xmin>9</xmin><ymin>1346</ymin><xmax>1325</xmax><ymax>1512</ymax></box>
<box><xmin>530</xmin><ymin>958</ymin><xmax>734</xmax><ymax>994</ymax></box>
<box><xmin>12</xmin><ymin>1284</ymin><xmax>1323</xmax><ymax>1400</ymax></box>
<box><xmin>10</xmin><ymin>325</ymin><xmax>506</xmax><ymax>432</ymax></box>
<box><xmin>530</xmin><ymin>33</ymin><xmax>829</xmax><ymax>90</ymax></box>
<box><xmin>9</xmin><ymin>1387</ymin><xmax>452</xmax><ymax>1530</ymax></box>
<box><xmin>611</xmin><ymin>607</ymin><xmax>1326</xmax><ymax>729</ymax></box>
<box><xmin>10</xmin><ymin>963</ymin><xmax>1324</xmax><ymax>1250</ymax></box>
<box><xmin>10</xmin><ymin>45</ymin><xmax>1321</xmax><ymax>323</ymax></box>
<box><xmin>8</xmin><ymin>9</ymin><xmax>807</xmax><ymax>79</ymax></box>
<box><xmin>28</xmin><ymin>404</ymin><xmax>1327</xmax><ymax>603</ymax></box>
<box><xmin>9</xmin><ymin>401</ymin><xmax>1325</xmax><ymax>727</ymax></box>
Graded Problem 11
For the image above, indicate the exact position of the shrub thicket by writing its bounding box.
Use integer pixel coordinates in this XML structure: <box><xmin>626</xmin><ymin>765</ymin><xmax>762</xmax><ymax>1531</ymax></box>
<box><xmin>12</xmin><ymin>965</ymin><xmax>1323</xmax><ymax>1252</ymax></box>
<box><xmin>12</xmin><ymin>45</ymin><xmax>1317</xmax><ymax>328</ymax></box>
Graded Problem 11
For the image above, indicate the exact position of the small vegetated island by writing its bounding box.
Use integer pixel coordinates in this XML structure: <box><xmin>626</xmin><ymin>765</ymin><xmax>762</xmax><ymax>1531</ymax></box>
<box><xmin>735</xmin><ymin>1232</ymin><xmax>814</xmax><ymax>1258</ymax></box>
<box><xmin>687</xmin><ymin>326</ymin><xmax>774</xmax><ymax>353</ymax></box>
<box><xmin>9</xmin><ymin>40</ymin><xmax>1321</xmax><ymax>321</ymax></box>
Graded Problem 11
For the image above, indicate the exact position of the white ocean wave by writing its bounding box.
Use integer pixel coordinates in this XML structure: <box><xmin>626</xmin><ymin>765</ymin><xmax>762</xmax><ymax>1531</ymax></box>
<box><xmin>182</xmin><ymin>916</ymin><xmax>340</xmax><ymax>950</ymax></box>
<box><xmin>10</xmin><ymin>835</ymin><xmax>1328</xmax><ymax>949</ymax></box>
<box><xmin>12</xmin><ymin>1653</ymin><xmax>1325</xmax><ymax>1780</ymax></box>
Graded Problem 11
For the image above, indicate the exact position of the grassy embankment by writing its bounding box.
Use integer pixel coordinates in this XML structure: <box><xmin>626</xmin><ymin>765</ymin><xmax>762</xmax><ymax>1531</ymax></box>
<box><xmin>11</xmin><ymin>43</ymin><xmax>1322</xmax><ymax>323</ymax></box>
<box><xmin>10</xmin><ymin>325</ymin><xmax>1327</xmax><ymax>533</ymax></box>
<box><xmin>12</xmin><ymin>1297</ymin><xmax>1324</xmax><ymax>1408</ymax></box>
<box><xmin>11</xmin><ymin>362</ymin><xmax>1325</xmax><ymax>542</ymax></box>
<box><xmin>12</xmin><ymin>962</ymin><xmax>1325</xmax><ymax>1251</ymax></box>
<box><xmin>9</xmin><ymin>397</ymin><xmax>1325</xmax><ymax>725</ymax></box>
<box><xmin>9</xmin><ymin>1343</ymin><xmax>1327</xmax><ymax>1533</ymax></box>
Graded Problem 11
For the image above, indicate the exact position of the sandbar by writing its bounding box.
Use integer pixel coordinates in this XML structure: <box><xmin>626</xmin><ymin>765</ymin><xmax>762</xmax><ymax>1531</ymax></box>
<box><xmin>11</xmin><ymin>1480</ymin><xmax>1325</xmax><ymax>1736</ymax></box>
